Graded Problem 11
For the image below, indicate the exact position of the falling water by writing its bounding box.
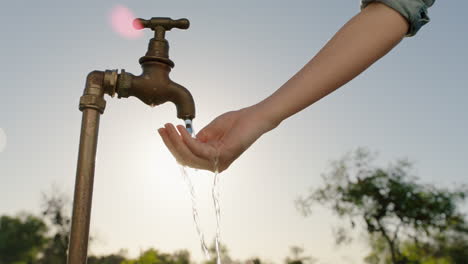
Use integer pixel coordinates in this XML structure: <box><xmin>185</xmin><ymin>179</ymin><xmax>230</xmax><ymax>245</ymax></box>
<box><xmin>212</xmin><ymin>154</ymin><xmax>222</xmax><ymax>264</ymax></box>
<box><xmin>185</xmin><ymin>119</ymin><xmax>193</xmax><ymax>135</ymax></box>
<box><xmin>179</xmin><ymin>165</ymin><xmax>211</xmax><ymax>259</ymax></box>
<box><xmin>182</xmin><ymin>119</ymin><xmax>222</xmax><ymax>264</ymax></box>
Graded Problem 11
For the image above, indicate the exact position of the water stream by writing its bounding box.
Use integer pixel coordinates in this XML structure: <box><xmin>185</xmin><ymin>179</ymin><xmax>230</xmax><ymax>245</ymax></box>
<box><xmin>212</xmin><ymin>154</ymin><xmax>222</xmax><ymax>264</ymax></box>
<box><xmin>181</xmin><ymin>120</ymin><xmax>222</xmax><ymax>264</ymax></box>
<box><xmin>179</xmin><ymin>165</ymin><xmax>211</xmax><ymax>259</ymax></box>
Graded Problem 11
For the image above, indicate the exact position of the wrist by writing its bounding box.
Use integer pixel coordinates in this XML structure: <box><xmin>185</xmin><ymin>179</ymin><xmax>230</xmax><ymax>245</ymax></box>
<box><xmin>243</xmin><ymin>101</ymin><xmax>282</xmax><ymax>133</ymax></box>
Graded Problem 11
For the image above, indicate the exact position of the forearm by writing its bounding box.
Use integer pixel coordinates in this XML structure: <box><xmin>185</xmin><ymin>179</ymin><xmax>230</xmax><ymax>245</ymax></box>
<box><xmin>253</xmin><ymin>3</ymin><xmax>409</xmax><ymax>129</ymax></box>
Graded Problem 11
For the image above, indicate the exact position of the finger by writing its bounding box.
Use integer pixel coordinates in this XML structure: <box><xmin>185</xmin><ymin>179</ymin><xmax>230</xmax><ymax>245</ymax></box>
<box><xmin>176</xmin><ymin>125</ymin><xmax>214</xmax><ymax>159</ymax></box>
<box><xmin>164</xmin><ymin>123</ymin><xmax>212</xmax><ymax>170</ymax></box>
<box><xmin>178</xmin><ymin>124</ymin><xmax>225</xmax><ymax>172</ymax></box>
<box><xmin>163</xmin><ymin>124</ymin><xmax>189</xmax><ymax>164</ymax></box>
<box><xmin>159</xmin><ymin>126</ymin><xmax>212</xmax><ymax>171</ymax></box>
<box><xmin>158</xmin><ymin>127</ymin><xmax>185</xmax><ymax>163</ymax></box>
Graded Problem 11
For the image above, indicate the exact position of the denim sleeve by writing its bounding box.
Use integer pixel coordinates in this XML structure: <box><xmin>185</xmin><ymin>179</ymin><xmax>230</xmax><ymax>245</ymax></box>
<box><xmin>361</xmin><ymin>0</ymin><xmax>435</xmax><ymax>37</ymax></box>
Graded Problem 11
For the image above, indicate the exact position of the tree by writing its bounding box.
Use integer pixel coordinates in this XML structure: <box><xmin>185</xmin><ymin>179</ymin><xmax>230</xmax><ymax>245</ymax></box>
<box><xmin>0</xmin><ymin>214</ymin><xmax>48</xmax><ymax>264</ymax></box>
<box><xmin>284</xmin><ymin>246</ymin><xmax>316</xmax><ymax>264</ymax></box>
<box><xmin>171</xmin><ymin>249</ymin><xmax>191</xmax><ymax>264</ymax></box>
<box><xmin>245</xmin><ymin>257</ymin><xmax>274</xmax><ymax>264</ymax></box>
<box><xmin>38</xmin><ymin>189</ymin><xmax>72</xmax><ymax>264</ymax></box>
<box><xmin>87</xmin><ymin>253</ymin><xmax>127</xmax><ymax>264</ymax></box>
<box><xmin>395</xmin><ymin>227</ymin><xmax>468</xmax><ymax>264</ymax></box>
<box><xmin>247</xmin><ymin>258</ymin><xmax>263</xmax><ymax>264</ymax></box>
<box><xmin>296</xmin><ymin>148</ymin><xmax>468</xmax><ymax>264</ymax></box>
<box><xmin>120</xmin><ymin>248</ymin><xmax>192</xmax><ymax>264</ymax></box>
<box><xmin>364</xmin><ymin>231</ymin><xmax>468</xmax><ymax>264</ymax></box>
<box><xmin>203</xmin><ymin>241</ymin><xmax>240</xmax><ymax>264</ymax></box>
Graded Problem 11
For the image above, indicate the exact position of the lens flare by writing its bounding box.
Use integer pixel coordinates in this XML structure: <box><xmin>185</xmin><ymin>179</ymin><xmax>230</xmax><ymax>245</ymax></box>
<box><xmin>109</xmin><ymin>5</ymin><xmax>143</xmax><ymax>39</ymax></box>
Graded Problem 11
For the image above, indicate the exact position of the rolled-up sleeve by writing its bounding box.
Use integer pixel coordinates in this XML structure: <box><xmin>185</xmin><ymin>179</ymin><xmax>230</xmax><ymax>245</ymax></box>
<box><xmin>361</xmin><ymin>0</ymin><xmax>435</xmax><ymax>37</ymax></box>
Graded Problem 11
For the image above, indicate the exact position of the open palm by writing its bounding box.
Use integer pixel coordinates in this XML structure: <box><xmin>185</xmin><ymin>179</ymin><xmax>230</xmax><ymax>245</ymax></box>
<box><xmin>158</xmin><ymin>107</ymin><xmax>274</xmax><ymax>172</ymax></box>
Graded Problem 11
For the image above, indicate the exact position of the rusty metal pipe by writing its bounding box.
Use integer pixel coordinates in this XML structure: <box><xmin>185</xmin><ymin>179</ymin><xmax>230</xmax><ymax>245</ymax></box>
<box><xmin>68</xmin><ymin>71</ymin><xmax>105</xmax><ymax>264</ymax></box>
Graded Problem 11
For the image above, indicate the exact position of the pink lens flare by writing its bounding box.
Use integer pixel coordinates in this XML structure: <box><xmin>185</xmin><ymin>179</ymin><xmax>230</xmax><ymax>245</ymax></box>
<box><xmin>109</xmin><ymin>5</ymin><xmax>143</xmax><ymax>39</ymax></box>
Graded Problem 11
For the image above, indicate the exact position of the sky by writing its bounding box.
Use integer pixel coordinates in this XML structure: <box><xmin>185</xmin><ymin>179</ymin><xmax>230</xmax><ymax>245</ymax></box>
<box><xmin>1</xmin><ymin>1</ymin><xmax>467</xmax><ymax>263</ymax></box>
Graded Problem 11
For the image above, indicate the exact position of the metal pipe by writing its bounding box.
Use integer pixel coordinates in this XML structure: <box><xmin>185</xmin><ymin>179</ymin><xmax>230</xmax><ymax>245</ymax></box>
<box><xmin>68</xmin><ymin>109</ymin><xmax>100</xmax><ymax>264</ymax></box>
<box><xmin>68</xmin><ymin>71</ymin><xmax>106</xmax><ymax>264</ymax></box>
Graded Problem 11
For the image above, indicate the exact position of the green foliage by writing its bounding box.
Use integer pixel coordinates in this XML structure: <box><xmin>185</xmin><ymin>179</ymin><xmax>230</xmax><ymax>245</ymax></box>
<box><xmin>171</xmin><ymin>250</ymin><xmax>191</xmax><ymax>264</ymax></box>
<box><xmin>249</xmin><ymin>258</ymin><xmax>262</xmax><ymax>264</ymax></box>
<box><xmin>400</xmin><ymin>242</ymin><xmax>451</xmax><ymax>264</ymax></box>
<box><xmin>284</xmin><ymin>246</ymin><xmax>316</xmax><ymax>264</ymax></box>
<box><xmin>120</xmin><ymin>248</ymin><xmax>191</xmax><ymax>264</ymax></box>
<box><xmin>203</xmin><ymin>241</ymin><xmax>237</xmax><ymax>264</ymax></box>
<box><xmin>398</xmin><ymin>230</ymin><xmax>468</xmax><ymax>264</ymax></box>
<box><xmin>296</xmin><ymin>148</ymin><xmax>468</xmax><ymax>264</ymax></box>
<box><xmin>364</xmin><ymin>234</ymin><xmax>392</xmax><ymax>264</ymax></box>
<box><xmin>87</xmin><ymin>253</ymin><xmax>127</xmax><ymax>264</ymax></box>
<box><xmin>37</xmin><ymin>190</ymin><xmax>72</xmax><ymax>264</ymax></box>
<box><xmin>0</xmin><ymin>214</ymin><xmax>48</xmax><ymax>264</ymax></box>
<box><xmin>364</xmin><ymin>233</ymin><xmax>467</xmax><ymax>264</ymax></box>
<box><xmin>0</xmin><ymin>189</ymin><xmax>73</xmax><ymax>264</ymax></box>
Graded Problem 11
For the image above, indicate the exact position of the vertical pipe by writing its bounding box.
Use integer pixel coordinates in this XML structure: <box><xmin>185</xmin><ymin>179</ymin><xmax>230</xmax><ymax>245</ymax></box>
<box><xmin>68</xmin><ymin>108</ymin><xmax>101</xmax><ymax>264</ymax></box>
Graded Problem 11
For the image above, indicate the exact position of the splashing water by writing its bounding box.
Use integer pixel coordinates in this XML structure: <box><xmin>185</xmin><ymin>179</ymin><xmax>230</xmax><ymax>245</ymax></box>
<box><xmin>180</xmin><ymin>120</ymin><xmax>223</xmax><ymax>264</ymax></box>
<box><xmin>108</xmin><ymin>5</ymin><xmax>143</xmax><ymax>39</ymax></box>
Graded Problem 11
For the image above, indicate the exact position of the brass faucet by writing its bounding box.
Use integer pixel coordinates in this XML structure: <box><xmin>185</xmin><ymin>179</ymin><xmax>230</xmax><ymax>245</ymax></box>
<box><xmin>111</xmin><ymin>17</ymin><xmax>195</xmax><ymax>119</ymax></box>
<box><xmin>106</xmin><ymin>17</ymin><xmax>195</xmax><ymax>119</ymax></box>
<box><xmin>68</xmin><ymin>17</ymin><xmax>195</xmax><ymax>264</ymax></box>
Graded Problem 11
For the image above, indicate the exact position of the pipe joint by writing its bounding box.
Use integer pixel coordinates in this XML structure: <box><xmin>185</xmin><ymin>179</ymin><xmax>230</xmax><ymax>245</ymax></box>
<box><xmin>103</xmin><ymin>70</ymin><xmax>118</xmax><ymax>97</ymax></box>
<box><xmin>79</xmin><ymin>95</ymin><xmax>106</xmax><ymax>114</ymax></box>
<box><xmin>80</xmin><ymin>71</ymin><xmax>106</xmax><ymax>114</ymax></box>
<box><xmin>117</xmin><ymin>69</ymin><xmax>133</xmax><ymax>98</ymax></box>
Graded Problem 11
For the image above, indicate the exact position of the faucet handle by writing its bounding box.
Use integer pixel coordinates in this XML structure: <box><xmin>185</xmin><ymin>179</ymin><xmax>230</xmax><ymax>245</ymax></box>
<box><xmin>134</xmin><ymin>17</ymin><xmax>189</xmax><ymax>67</ymax></box>
<box><xmin>134</xmin><ymin>17</ymin><xmax>190</xmax><ymax>32</ymax></box>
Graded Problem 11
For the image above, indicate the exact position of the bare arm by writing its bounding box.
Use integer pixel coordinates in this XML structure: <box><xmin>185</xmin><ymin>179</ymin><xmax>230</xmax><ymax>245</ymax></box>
<box><xmin>159</xmin><ymin>3</ymin><xmax>411</xmax><ymax>172</ymax></box>
<box><xmin>254</xmin><ymin>2</ymin><xmax>409</xmax><ymax>128</ymax></box>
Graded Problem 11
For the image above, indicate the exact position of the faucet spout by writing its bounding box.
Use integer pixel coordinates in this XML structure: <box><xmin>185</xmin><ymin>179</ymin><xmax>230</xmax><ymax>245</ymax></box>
<box><xmin>168</xmin><ymin>81</ymin><xmax>195</xmax><ymax>120</ymax></box>
<box><xmin>115</xmin><ymin>61</ymin><xmax>196</xmax><ymax>120</ymax></box>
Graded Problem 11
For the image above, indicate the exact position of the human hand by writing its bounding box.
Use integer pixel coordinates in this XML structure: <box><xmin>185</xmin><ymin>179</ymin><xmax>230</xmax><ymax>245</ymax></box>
<box><xmin>157</xmin><ymin>105</ymin><xmax>277</xmax><ymax>172</ymax></box>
